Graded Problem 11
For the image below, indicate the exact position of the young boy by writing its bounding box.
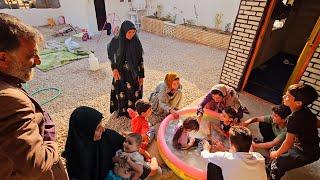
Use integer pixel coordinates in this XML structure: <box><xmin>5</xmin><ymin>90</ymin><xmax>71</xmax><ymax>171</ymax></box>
<box><xmin>219</xmin><ymin>106</ymin><xmax>238</xmax><ymax>133</ymax></box>
<box><xmin>127</xmin><ymin>99</ymin><xmax>154</xmax><ymax>147</ymax></box>
<box><xmin>201</xmin><ymin>126</ymin><xmax>267</xmax><ymax>180</ymax></box>
<box><xmin>268</xmin><ymin>84</ymin><xmax>320</xmax><ymax>180</ymax></box>
<box><xmin>209</xmin><ymin>106</ymin><xmax>238</xmax><ymax>142</ymax></box>
<box><xmin>107</xmin><ymin>133</ymin><xmax>145</xmax><ymax>180</ymax></box>
<box><xmin>242</xmin><ymin>104</ymin><xmax>291</xmax><ymax>150</ymax></box>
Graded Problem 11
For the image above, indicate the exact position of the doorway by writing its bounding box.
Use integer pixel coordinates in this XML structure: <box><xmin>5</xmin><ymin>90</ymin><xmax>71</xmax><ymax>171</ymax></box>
<box><xmin>94</xmin><ymin>0</ymin><xmax>107</xmax><ymax>31</ymax></box>
<box><xmin>244</xmin><ymin>0</ymin><xmax>320</xmax><ymax>104</ymax></box>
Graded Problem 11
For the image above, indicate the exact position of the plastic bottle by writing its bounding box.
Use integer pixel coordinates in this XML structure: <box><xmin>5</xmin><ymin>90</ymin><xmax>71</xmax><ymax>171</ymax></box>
<box><xmin>88</xmin><ymin>52</ymin><xmax>100</xmax><ymax>71</ymax></box>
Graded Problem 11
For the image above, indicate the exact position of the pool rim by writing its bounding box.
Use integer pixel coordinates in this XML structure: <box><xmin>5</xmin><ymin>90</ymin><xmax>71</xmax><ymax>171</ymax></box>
<box><xmin>157</xmin><ymin>108</ymin><xmax>221</xmax><ymax>180</ymax></box>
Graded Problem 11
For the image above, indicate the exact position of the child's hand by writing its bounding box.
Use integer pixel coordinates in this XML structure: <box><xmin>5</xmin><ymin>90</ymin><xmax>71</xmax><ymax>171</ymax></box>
<box><xmin>170</xmin><ymin>109</ymin><xmax>179</xmax><ymax>119</ymax></box>
<box><xmin>114</xmin><ymin>155</ymin><xmax>126</xmax><ymax>167</ymax></box>
<box><xmin>202</xmin><ymin>140</ymin><xmax>211</xmax><ymax>151</ymax></box>
<box><xmin>241</xmin><ymin>119</ymin><xmax>251</xmax><ymax>127</ymax></box>
<box><xmin>187</xmin><ymin>138</ymin><xmax>196</xmax><ymax>146</ymax></box>
<box><xmin>270</xmin><ymin>151</ymin><xmax>279</xmax><ymax>160</ymax></box>
<box><xmin>125</xmin><ymin>155</ymin><xmax>133</xmax><ymax>163</ymax></box>
<box><xmin>119</xmin><ymin>156</ymin><xmax>128</xmax><ymax>167</ymax></box>
<box><xmin>127</xmin><ymin>108</ymin><xmax>136</xmax><ymax>118</ymax></box>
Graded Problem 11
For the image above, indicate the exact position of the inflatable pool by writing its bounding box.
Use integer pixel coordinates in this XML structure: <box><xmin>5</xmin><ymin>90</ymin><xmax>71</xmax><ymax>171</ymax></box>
<box><xmin>157</xmin><ymin>108</ymin><xmax>228</xmax><ymax>180</ymax></box>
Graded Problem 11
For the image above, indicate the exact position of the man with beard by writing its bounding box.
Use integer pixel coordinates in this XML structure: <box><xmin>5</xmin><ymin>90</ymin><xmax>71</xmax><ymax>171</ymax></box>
<box><xmin>0</xmin><ymin>13</ymin><xmax>68</xmax><ymax>180</ymax></box>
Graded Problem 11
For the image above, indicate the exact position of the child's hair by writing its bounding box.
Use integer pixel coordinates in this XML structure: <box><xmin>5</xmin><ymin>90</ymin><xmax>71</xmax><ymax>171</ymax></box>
<box><xmin>229</xmin><ymin>126</ymin><xmax>252</xmax><ymax>152</ymax></box>
<box><xmin>127</xmin><ymin>133</ymin><xmax>143</xmax><ymax>145</ymax></box>
<box><xmin>288</xmin><ymin>84</ymin><xmax>318</xmax><ymax>106</ymax></box>
<box><xmin>223</xmin><ymin>106</ymin><xmax>237</xmax><ymax>119</ymax></box>
<box><xmin>135</xmin><ymin>99</ymin><xmax>151</xmax><ymax>115</ymax></box>
<box><xmin>272</xmin><ymin>104</ymin><xmax>291</xmax><ymax>119</ymax></box>
<box><xmin>172</xmin><ymin>117</ymin><xmax>199</xmax><ymax>149</ymax></box>
<box><xmin>211</xmin><ymin>89</ymin><xmax>224</xmax><ymax>97</ymax></box>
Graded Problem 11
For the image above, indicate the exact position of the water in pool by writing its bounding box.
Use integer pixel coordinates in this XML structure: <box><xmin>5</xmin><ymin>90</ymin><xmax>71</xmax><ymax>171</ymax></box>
<box><xmin>164</xmin><ymin>115</ymin><xmax>230</xmax><ymax>171</ymax></box>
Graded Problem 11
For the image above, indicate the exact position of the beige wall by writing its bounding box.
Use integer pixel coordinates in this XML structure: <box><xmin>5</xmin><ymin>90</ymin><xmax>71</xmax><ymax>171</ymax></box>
<box><xmin>148</xmin><ymin>0</ymin><xmax>241</xmax><ymax>30</ymax></box>
<box><xmin>0</xmin><ymin>8</ymin><xmax>63</xmax><ymax>26</ymax></box>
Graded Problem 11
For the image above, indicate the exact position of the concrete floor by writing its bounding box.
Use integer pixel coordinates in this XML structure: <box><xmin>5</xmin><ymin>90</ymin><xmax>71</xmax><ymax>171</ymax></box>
<box><xmin>29</xmin><ymin>27</ymin><xmax>319</xmax><ymax>179</ymax></box>
<box><xmin>237</xmin><ymin>93</ymin><xmax>320</xmax><ymax>180</ymax></box>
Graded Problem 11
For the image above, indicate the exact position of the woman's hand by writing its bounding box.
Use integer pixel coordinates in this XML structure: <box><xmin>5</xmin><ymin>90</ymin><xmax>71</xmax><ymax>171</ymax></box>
<box><xmin>197</xmin><ymin>114</ymin><xmax>203</xmax><ymax>123</ymax></box>
<box><xmin>93</xmin><ymin>122</ymin><xmax>105</xmax><ymax>141</ymax></box>
<box><xmin>112</xmin><ymin>69</ymin><xmax>120</xmax><ymax>80</ymax></box>
<box><xmin>170</xmin><ymin>109</ymin><xmax>179</xmax><ymax>119</ymax></box>
<box><xmin>138</xmin><ymin>78</ymin><xmax>144</xmax><ymax>86</ymax></box>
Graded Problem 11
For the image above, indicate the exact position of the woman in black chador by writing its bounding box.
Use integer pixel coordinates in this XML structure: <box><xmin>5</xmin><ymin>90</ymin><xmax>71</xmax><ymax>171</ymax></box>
<box><xmin>107</xmin><ymin>20</ymin><xmax>144</xmax><ymax>117</ymax></box>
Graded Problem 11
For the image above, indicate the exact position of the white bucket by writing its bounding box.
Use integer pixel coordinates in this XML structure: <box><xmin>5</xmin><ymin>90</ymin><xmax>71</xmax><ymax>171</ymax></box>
<box><xmin>88</xmin><ymin>53</ymin><xmax>100</xmax><ymax>71</ymax></box>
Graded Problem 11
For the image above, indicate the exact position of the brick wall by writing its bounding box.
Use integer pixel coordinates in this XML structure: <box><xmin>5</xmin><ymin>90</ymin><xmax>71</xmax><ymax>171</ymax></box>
<box><xmin>220</xmin><ymin>0</ymin><xmax>268</xmax><ymax>89</ymax></box>
<box><xmin>173</xmin><ymin>25</ymin><xmax>231</xmax><ymax>49</ymax></box>
<box><xmin>141</xmin><ymin>16</ymin><xmax>164</xmax><ymax>36</ymax></box>
<box><xmin>141</xmin><ymin>16</ymin><xmax>231</xmax><ymax>49</ymax></box>
<box><xmin>300</xmin><ymin>45</ymin><xmax>320</xmax><ymax>119</ymax></box>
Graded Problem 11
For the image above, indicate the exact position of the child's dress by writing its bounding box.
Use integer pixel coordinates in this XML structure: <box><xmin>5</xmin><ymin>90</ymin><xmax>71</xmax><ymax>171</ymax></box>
<box><xmin>177</xmin><ymin>129</ymin><xmax>189</xmax><ymax>148</ymax></box>
<box><xmin>174</xmin><ymin>125</ymin><xmax>200</xmax><ymax>149</ymax></box>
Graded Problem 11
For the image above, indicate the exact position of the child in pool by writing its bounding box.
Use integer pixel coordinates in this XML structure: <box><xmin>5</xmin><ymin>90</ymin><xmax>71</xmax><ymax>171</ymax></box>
<box><xmin>206</xmin><ymin>106</ymin><xmax>238</xmax><ymax>152</ymax></box>
<box><xmin>210</xmin><ymin>106</ymin><xmax>238</xmax><ymax>138</ymax></box>
<box><xmin>172</xmin><ymin>117</ymin><xmax>200</xmax><ymax>150</ymax></box>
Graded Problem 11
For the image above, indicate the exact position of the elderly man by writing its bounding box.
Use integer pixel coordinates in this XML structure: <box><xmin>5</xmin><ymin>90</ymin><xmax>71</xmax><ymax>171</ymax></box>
<box><xmin>0</xmin><ymin>13</ymin><xmax>68</xmax><ymax>179</ymax></box>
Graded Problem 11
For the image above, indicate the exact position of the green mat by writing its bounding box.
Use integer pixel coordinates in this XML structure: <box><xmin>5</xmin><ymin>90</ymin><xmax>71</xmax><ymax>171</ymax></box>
<box><xmin>37</xmin><ymin>48</ymin><xmax>89</xmax><ymax>72</ymax></box>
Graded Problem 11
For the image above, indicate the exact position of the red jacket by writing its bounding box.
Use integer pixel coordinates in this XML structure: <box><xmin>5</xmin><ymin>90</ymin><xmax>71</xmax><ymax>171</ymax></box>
<box><xmin>129</xmin><ymin>110</ymin><xmax>149</xmax><ymax>136</ymax></box>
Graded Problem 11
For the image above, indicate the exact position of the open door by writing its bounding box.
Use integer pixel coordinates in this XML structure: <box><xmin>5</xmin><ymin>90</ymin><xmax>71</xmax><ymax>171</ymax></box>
<box><xmin>284</xmin><ymin>17</ymin><xmax>320</xmax><ymax>91</ymax></box>
<box><xmin>243</xmin><ymin>0</ymin><xmax>320</xmax><ymax>104</ymax></box>
<box><xmin>94</xmin><ymin>0</ymin><xmax>107</xmax><ymax>31</ymax></box>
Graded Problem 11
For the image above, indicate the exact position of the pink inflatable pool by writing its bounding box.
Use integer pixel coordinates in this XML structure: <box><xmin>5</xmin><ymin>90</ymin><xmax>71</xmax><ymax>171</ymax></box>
<box><xmin>157</xmin><ymin>108</ymin><xmax>223</xmax><ymax>180</ymax></box>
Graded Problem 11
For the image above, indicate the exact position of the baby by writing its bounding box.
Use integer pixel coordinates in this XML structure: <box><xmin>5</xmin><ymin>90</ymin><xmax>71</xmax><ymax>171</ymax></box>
<box><xmin>106</xmin><ymin>133</ymin><xmax>145</xmax><ymax>180</ymax></box>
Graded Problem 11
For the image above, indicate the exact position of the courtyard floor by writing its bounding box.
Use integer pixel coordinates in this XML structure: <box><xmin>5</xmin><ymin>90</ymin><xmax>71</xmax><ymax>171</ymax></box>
<box><xmin>27</xmin><ymin>26</ymin><xmax>319</xmax><ymax>179</ymax></box>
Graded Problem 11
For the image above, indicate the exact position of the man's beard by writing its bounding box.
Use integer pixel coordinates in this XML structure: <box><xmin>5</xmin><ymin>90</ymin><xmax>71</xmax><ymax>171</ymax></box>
<box><xmin>6</xmin><ymin>59</ymin><xmax>35</xmax><ymax>82</ymax></box>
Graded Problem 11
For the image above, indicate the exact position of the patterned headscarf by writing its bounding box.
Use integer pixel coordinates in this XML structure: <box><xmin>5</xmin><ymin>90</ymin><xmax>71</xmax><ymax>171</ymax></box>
<box><xmin>164</xmin><ymin>72</ymin><xmax>180</xmax><ymax>89</ymax></box>
<box><xmin>211</xmin><ymin>84</ymin><xmax>228</xmax><ymax>97</ymax></box>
